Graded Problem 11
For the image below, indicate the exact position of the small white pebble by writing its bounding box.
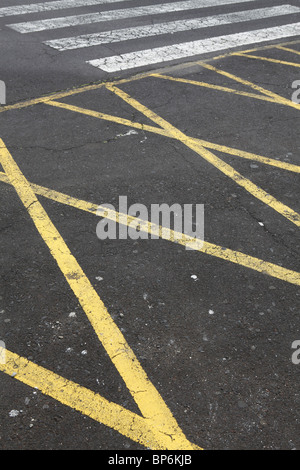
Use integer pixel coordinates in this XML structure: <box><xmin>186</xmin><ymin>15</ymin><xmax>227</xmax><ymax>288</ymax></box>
<box><xmin>209</xmin><ymin>309</ymin><xmax>214</xmax><ymax>315</ymax></box>
<box><xmin>191</xmin><ymin>275</ymin><xmax>198</xmax><ymax>280</ymax></box>
<box><xmin>68</xmin><ymin>312</ymin><xmax>76</xmax><ymax>318</ymax></box>
<box><xmin>81</xmin><ymin>350</ymin><xmax>87</xmax><ymax>355</ymax></box>
<box><xmin>95</xmin><ymin>276</ymin><xmax>103</xmax><ymax>281</ymax></box>
<box><xmin>9</xmin><ymin>410</ymin><xmax>20</xmax><ymax>417</ymax></box>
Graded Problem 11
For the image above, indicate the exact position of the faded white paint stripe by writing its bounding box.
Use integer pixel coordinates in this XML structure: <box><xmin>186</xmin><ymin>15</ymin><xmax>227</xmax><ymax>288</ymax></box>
<box><xmin>87</xmin><ymin>22</ymin><xmax>300</xmax><ymax>72</ymax></box>
<box><xmin>8</xmin><ymin>0</ymin><xmax>257</xmax><ymax>33</ymax></box>
<box><xmin>44</xmin><ymin>5</ymin><xmax>300</xmax><ymax>51</ymax></box>
<box><xmin>0</xmin><ymin>0</ymin><xmax>135</xmax><ymax>18</ymax></box>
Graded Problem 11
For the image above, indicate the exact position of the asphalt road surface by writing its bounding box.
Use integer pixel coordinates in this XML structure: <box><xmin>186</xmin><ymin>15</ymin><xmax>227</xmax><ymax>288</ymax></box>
<box><xmin>0</xmin><ymin>0</ymin><xmax>300</xmax><ymax>452</ymax></box>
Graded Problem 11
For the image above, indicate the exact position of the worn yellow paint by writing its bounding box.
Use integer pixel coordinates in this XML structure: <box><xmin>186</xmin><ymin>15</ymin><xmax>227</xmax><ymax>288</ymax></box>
<box><xmin>0</xmin><ymin>169</ymin><xmax>299</xmax><ymax>285</ymax></box>
<box><xmin>151</xmin><ymin>73</ymin><xmax>277</xmax><ymax>104</ymax></box>
<box><xmin>106</xmin><ymin>85</ymin><xmax>300</xmax><ymax>228</ymax></box>
<box><xmin>208</xmin><ymin>39</ymin><xmax>300</xmax><ymax>62</ymax></box>
<box><xmin>0</xmin><ymin>349</ymin><xmax>192</xmax><ymax>450</ymax></box>
<box><xmin>276</xmin><ymin>45</ymin><xmax>300</xmax><ymax>56</ymax></box>
<box><xmin>0</xmin><ymin>75</ymin><xmax>148</xmax><ymax>115</ymax></box>
<box><xmin>197</xmin><ymin>61</ymin><xmax>300</xmax><ymax>111</ymax></box>
<box><xmin>196</xmin><ymin>141</ymin><xmax>300</xmax><ymax>174</ymax></box>
<box><xmin>44</xmin><ymin>99</ymin><xmax>300</xmax><ymax>174</ymax></box>
<box><xmin>0</xmin><ymin>139</ymin><xmax>199</xmax><ymax>450</ymax></box>
<box><xmin>234</xmin><ymin>52</ymin><xmax>300</xmax><ymax>68</ymax></box>
<box><xmin>1</xmin><ymin>39</ymin><xmax>300</xmax><ymax>116</ymax></box>
<box><xmin>46</xmin><ymin>99</ymin><xmax>165</xmax><ymax>135</ymax></box>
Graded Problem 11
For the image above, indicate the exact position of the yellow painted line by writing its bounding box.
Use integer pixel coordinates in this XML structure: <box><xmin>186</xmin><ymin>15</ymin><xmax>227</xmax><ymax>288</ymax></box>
<box><xmin>0</xmin><ymin>74</ymin><xmax>150</xmax><ymax>115</ymax></box>
<box><xmin>196</xmin><ymin>61</ymin><xmax>300</xmax><ymax>111</ymax></box>
<box><xmin>0</xmin><ymin>166</ymin><xmax>299</xmax><ymax>288</ymax></box>
<box><xmin>0</xmin><ymin>349</ymin><xmax>188</xmax><ymax>450</ymax></box>
<box><xmin>276</xmin><ymin>45</ymin><xmax>300</xmax><ymax>56</ymax></box>
<box><xmin>0</xmin><ymin>139</ymin><xmax>199</xmax><ymax>450</ymax></box>
<box><xmin>199</xmin><ymin>141</ymin><xmax>300</xmax><ymax>174</ymax></box>
<box><xmin>210</xmin><ymin>39</ymin><xmax>300</xmax><ymax>61</ymax></box>
<box><xmin>151</xmin><ymin>73</ymin><xmax>277</xmax><ymax>104</ymax></box>
<box><xmin>106</xmin><ymin>85</ymin><xmax>300</xmax><ymax>228</ymax></box>
<box><xmin>234</xmin><ymin>52</ymin><xmax>300</xmax><ymax>68</ymax></box>
<box><xmin>44</xmin><ymin>100</ymin><xmax>300</xmax><ymax>174</ymax></box>
<box><xmin>1</xmin><ymin>39</ymin><xmax>300</xmax><ymax>116</ymax></box>
<box><xmin>46</xmin><ymin>99</ymin><xmax>165</xmax><ymax>136</ymax></box>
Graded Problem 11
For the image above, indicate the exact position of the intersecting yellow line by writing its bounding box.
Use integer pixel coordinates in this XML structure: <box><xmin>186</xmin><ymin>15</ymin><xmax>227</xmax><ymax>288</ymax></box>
<box><xmin>0</xmin><ymin>170</ymin><xmax>299</xmax><ymax>286</ymax></box>
<box><xmin>44</xmin><ymin>100</ymin><xmax>300</xmax><ymax>174</ymax></box>
<box><xmin>105</xmin><ymin>85</ymin><xmax>300</xmax><ymax>228</ymax></box>
<box><xmin>208</xmin><ymin>39</ymin><xmax>300</xmax><ymax>62</ymax></box>
<box><xmin>1</xmin><ymin>37</ymin><xmax>300</xmax><ymax>450</ymax></box>
<box><xmin>151</xmin><ymin>73</ymin><xmax>278</xmax><ymax>104</ymax></box>
<box><xmin>1</xmin><ymin>39</ymin><xmax>300</xmax><ymax>116</ymax></box>
<box><xmin>275</xmin><ymin>45</ymin><xmax>300</xmax><ymax>56</ymax></box>
<box><xmin>0</xmin><ymin>139</ymin><xmax>200</xmax><ymax>450</ymax></box>
<box><xmin>0</xmin><ymin>75</ymin><xmax>148</xmax><ymax>115</ymax></box>
<box><xmin>234</xmin><ymin>53</ymin><xmax>300</xmax><ymax>68</ymax></box>
<box><xmin>197</xmin><ymin>61</ymin><xmax>300</xmax><ymax>112</ymax></box>
<box><xmin>0</xmin><ymin>349</ymin><xmax>179</xmax><ymax>450</ymax></box>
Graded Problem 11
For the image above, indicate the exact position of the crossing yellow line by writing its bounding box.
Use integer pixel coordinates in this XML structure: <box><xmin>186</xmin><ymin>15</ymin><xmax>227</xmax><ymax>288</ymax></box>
<box><xmin>0</xmin><ymin>75</ymin><xmax>148</xmax><ymax>115</ymax></box>
<box><xmin>196</xmin><ymin>61</ymin><xmax>300</xmax><ymax>111</ymax></box>
<box><xmin>234</xmin><ymin>52</ymin><xmax>300</xmax><ymax>68</ymax></box>
<box><xmin>276</xmin><ymin>45</ymin><xmax>300</xmax><ymax>56</ymax></box>
<box><xmin>46</xmin><ymin>99</ymin><xmax>165</xmax><ymax>135</ymax></box>
<box><xmin>0</xmin><ymin>139</ymin><xmax>199</xmax><ymax>451</ymax></box>
<box><xmin>151</xmin><ymin>73</ymin><xmax>277</xmax><ymax>104</ymax></box>
<box><xmin>0</xmin><ymin>349</ymin><xmax>181</xmax><ymax>450</ymax></box>
<box><xmin>0</xmin><ymin>166</ymin><xmax>299</xmax><ymax>288</ymax></box>
<box><xmin>208</xmin><ymin>39</ymin><xmax>300</xmax><ymax>62</ymax></box>
<box><xmin>1</xmin><ymin>39</ymin><xmax>300</xmax><ymax>116</ymax></box>
<box><xmin>105</xmin><ymin>85</ymin><xmax>300</xmax><ymax>228</ymax></box>
<box><xmin>44</xmin><ymin>100</ymin><xmax>300</xmax><ymax>174</ymax></box>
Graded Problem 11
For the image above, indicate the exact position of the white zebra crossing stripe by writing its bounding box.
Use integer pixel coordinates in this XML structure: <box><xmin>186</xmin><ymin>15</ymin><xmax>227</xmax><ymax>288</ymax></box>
<box><xmin>7</xmin><ymin>0</ymin><xmax>258</xmax><ymax>33</ymax></box>
<box><xmin>44</xmin><ymin>5</ymin><xmax>300</xmax><ymax>51</ymax></box>
<box><xmin>87</xmin><ymin>22</ymin><xmax>300</xmax><ymax>72</ymax></box>
<box><xmin>0</xmin><ymin>0</ymin><xmax>136</xmax><ymax>18</ymax></box>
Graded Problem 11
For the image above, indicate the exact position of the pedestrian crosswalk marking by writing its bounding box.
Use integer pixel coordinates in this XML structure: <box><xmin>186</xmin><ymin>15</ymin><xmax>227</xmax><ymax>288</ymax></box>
<box><xmin>44</xmin><ymin>5</ymin><xmax>300</xmax><ymax>51</ymax></box>
<box><xmin>0</xmin><ymin>0</ymin><xmax>136</xmax><ymax>18</ymax></box>
<box><xmin>87</xmin><ymin>22</ymin><xmax>300</xmax><ymax>72</ymax></box>
<box><xmin>2</xmin><ymin>1</ymin><xmax>300</xmax><ymax>79</ymax></box>
<box><xmin>7</xmin><ymin>0</ymin><xmax>258</xmax><ymax>33</ymax></box>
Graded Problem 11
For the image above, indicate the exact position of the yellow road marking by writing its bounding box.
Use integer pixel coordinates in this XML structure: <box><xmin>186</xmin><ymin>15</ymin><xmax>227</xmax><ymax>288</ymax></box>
<box><xmin>1</xmin><ymin>39</ymin><xmax>300</xmax><ymax>115</ymax></box>
<box><xmin>44</xmin><ymin>100</ymin><xmax>300</xmax><ymax>174</ymax></box>
<box><xmin>0</xmin><ymin>349</ymin><xmax>188</xmax><ymax>450</ymax></box>
<box><xmin>46</xmin><ymin>99</ymin><xmax>165</xmax><ymax>135</ymax></box>
<box><xmin>0</xmin><ymin>170</ymin><xmax>299</xmax><ymax>286</ymax></box>
<box><xmin>106</xmin><ymin>85</ymin><xmax>300</xmax><ymax>228</ymax></box>
<box><xmin>196</xmin><ymin>61</ymin><xmax>300</xmax><ymax>111</ymax></box>
<box><xmin>0</xmin><ymin>75</ymin><xmax>148</xmax><ymax>115</ymax></box>
<box><xmin>1</xmin><ymin>37</ymin><xmax>300</xmax><ymax>447</ymax></box>
<box><xmin>276</xmin><ymin>45</ymin><xmax>300</xmax><ymax>56</ymax></box>
<box><xmin>151</xmin><ymin>73</ymin><xmax>277</xmax><ymax>104</ymax></box>
<box><xmin>208</xmin><ymin>39</ymin><xmax>300</xmax><ymax>62</ymax></box>
<box><xmin>197</xmin><ymin>142</ymin><xmax>300</xmax><ymax>174</ymax></box>
<box><xmin>234</xmin><ymin>52</ymin><xmax>300</xmax><ymax>68</ymax></box>
<box><xmin>0</xmin><ymin>139</ymin><xmax>199</xmax><ymax>450</ymax></box>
